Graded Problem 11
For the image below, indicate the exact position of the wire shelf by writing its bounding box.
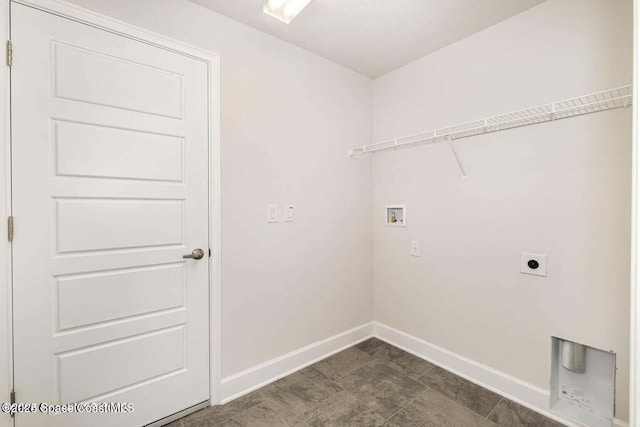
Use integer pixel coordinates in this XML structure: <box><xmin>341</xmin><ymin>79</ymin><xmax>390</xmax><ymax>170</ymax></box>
<box><xmin>348</xmin><ymin>85</ymin><xmax>632</xmax><ymax>158</ymax></box>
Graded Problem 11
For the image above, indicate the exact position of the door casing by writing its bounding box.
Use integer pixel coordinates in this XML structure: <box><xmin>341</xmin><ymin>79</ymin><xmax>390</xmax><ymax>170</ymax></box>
<box><xmin>0</xmin><ymin>2</ymin><xmax>10</xmax><ymax>427</ymax></box>
<box><xmin>0</xmin><ymin>3</ymin><xmax>222</xmax><ymax>427</ymax></box>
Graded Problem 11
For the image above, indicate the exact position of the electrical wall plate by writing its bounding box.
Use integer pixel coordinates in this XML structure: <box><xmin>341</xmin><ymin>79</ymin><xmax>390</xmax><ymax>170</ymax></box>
<box><xmin>267</xmin><ymin>204</ymin><xmax>278</xmax><ymax>223</ymax></box>
<box><xmin>521</xmin><ymin>252</ymin><xmax>547</xmax><ymax>276</ymax></box>
<box><xmin>411</xmin><ymin>240</ymin><xmax>420</xmax><ymax>257</ymax></box>
<box><xmin>284</xmin><ymin>205</ymin><xmax>294</xmax><ymax>222</ymax></box>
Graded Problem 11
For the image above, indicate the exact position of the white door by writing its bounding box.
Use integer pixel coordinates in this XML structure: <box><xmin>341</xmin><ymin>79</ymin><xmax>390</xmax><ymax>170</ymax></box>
<box><xmin>11</xmin><ymin>3</ymin><xmax>210</xmax><ymax>426</ymax></box>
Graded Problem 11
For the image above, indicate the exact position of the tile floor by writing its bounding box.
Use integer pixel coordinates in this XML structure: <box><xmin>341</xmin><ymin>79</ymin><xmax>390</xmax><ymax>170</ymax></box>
<box><xmin>168</xmin><ymin>338</ymin><xmax>565</xmax><ymax>426</ymax></box>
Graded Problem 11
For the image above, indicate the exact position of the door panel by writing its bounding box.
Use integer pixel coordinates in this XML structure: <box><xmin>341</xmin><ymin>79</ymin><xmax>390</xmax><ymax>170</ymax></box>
<box><xmin>52</xmin><ymin>42</ymin><xmax>184</xmax><ymax>119</ymax></box>
<box><xmin>11</xmin><ymin>3</ymin><xmax>210</xmax><ymax>426</ymax></box>
<box><xmin>56</xmin><ymin>326</ymin><xmax>186</xmax><ymax>404</ymax></box>
<box><xmin>54</xmin><ymin>121</ymin><xmax>184</xmax><ymax>182</ymax></box>
<box><xmin>55</xmin><ymin>198</ymin><xmax>185</xmax><ymax>253</ymax></box>
<box><xmin>55</xmin><ymin>263</ymin><xmax>186</xmax><ymax>331</ymax></box>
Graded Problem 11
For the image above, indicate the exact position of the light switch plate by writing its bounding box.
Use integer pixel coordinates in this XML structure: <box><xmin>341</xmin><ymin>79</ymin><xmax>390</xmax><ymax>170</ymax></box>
<box><xmin>411</xmin><ymin>240</ymin><xmax>421</xmax><ymax>257</ymax></box>
<box><xmin>267</xmin><ymin>204</ymin><xmax>278</xmax><ymax>223</ymax></box>
<box><xmin>284</xmin><ymin>205</ymin><xmax>294</xmax><ymax>222</ymax></box>
<box><xmin>521</xmin><ymin>252</ymin><xmax>547</xmax><ymax>276</ymax></box>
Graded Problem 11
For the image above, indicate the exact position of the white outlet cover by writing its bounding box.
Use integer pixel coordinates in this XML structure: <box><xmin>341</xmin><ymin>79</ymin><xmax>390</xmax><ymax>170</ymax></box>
<box><xmin>411</xmin><ymin>240</ymin><xmax>420</xmax><ymax>257</ymax></box>
<box><xmin>521</xmin><ymin>252</ymin><xmax>547</xmax><ymax>276</ymax></box>
<box><xmin>267</xmin><ymin>204</ymin><xmax>278</xmax><ymax>223</ymax></box>
<box><xmin>284</xmin><ymin>205</ymin><xmax>294</xmax><ymax>222</ymax></box>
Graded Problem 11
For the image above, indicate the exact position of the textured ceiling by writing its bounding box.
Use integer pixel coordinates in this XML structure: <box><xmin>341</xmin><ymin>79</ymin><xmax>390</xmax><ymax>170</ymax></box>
<box><xmin>190</xmin><ymin>0</ymin><xmax>545</xmax><ymax>78</ymax></box>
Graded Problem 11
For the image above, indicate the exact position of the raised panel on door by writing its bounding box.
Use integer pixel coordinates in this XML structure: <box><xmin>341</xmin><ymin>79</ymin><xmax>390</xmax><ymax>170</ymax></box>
<box><xmin>55</xmin><ymin>198</ymin><xmax>185</xmax><ymax>253</ymax></box>
<box><xmin>11</xmin><ymin>3</ymin><xmax>210</xmax><ymax>426</ymax></box>
<box><xmin>52</xmin><ymin>42</ymin><xmax>184</xmax><ymax>119</ymax></box>
<box><xmin>54</xmin><ymin>121</ymin><xmax>185</xmax><ymax>182</ymax></box>
<box><xmin>55</xmin><ymin>263</ymin><xmax>186</xmax><ymax>331</ymax></box>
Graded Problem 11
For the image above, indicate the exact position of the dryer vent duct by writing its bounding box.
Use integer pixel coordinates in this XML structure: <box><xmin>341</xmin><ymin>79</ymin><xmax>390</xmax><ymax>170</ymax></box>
<box><xmin>561</xmin><ymin>341</ymin><xmax>586</xmax><ymax>374</ymax></box>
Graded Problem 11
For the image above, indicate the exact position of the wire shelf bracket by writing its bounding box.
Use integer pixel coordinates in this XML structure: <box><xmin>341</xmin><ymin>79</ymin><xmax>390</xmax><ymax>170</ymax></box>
<box><xmin>349</xmin><ymin>85</ymin><xmax>633</xmax><ymax>178</ymax></box>
<box><xmin>447</xmin><ymin>139</ymin><xmax>467</xmax><ymax>180</ymax></box>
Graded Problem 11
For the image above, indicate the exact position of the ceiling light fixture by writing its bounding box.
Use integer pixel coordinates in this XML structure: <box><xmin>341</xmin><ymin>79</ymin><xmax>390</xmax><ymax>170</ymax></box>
<box><xmin>263</xmin><ymin>0</ymin><xmax>312</xmax><ymax>24</ymax></box>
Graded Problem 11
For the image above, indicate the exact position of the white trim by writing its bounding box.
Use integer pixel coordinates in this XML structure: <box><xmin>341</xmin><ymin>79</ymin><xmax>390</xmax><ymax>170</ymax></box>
<box><xmin>219</xmin><ymin>323</ymin><xmax>373</xmax><ymax>404</ymax></box>
<box><xmin>0</xmin><ymin>0</ymin><xmax>222</xmax><ymax>418</ymax></box>
<box><xmin>373</xmin><ymin>322</ymin><xmax>628</xmax><ymax>427</ymax></box>
<box><xmin>208</xmin><ymin>53</ymin><xmax>222</xmax><ymax>405</ymax></box>
<box><xmin>630</xmin><ymin>1</ymin><xmax>638</xmax><ymax>425</ymax></box>
<box><xmin>11</xmin><ymin>0</ymin><xmax>216</xmax><ymax>61</ymax></box>
<box><xmin>0</xmin><ymin>0</ymin><xmax>10</xmax><ymax>426</ymax></box>
<box><xmin>145</xmin><ymin>401</ymin><xmax>210</xmax><ymax>427</ymax></box>
<box><xmin>214</xmin><ymin>320</ymin><xmax>629</xmax><ymax>425</ymax></box>
<box><xmin>615</xmin><ymin>418</ymin><xmax>631</xmax><ymax>427</ymax></box>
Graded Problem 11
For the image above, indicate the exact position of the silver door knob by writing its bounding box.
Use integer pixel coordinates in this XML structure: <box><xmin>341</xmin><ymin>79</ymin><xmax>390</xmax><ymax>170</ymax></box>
<box><xmin>183</xmin><ymin>248</ymin><xmax>205</xmax><ymax>260</ymax></box>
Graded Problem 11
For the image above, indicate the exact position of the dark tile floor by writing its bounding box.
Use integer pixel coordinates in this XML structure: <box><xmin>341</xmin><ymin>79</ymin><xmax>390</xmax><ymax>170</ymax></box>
<box><xmin>168</xmin><ymin>338</ymin><xmax>565</xmax><ymax>427</ymax></box>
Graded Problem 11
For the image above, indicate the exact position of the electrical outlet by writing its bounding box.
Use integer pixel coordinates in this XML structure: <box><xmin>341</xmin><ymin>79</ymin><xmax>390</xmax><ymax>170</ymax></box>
<box><xmin>267</xmin><ymin>204</ymin><xmax>278</xmax><ymax>223</ymax></box>
<box><xmin>411</xmin><ymin>240</ymin><xmax>421</xmax><ymax>257</ymax></box>
<box><xmin>521</xmin><ymin>252</ymin><xmax>547</xmax><ymax>276</ymax></box>
<box><xmin>284</xmin><ymin>205</ymin><xmax>294</xmax><ymax>222</ymax></box>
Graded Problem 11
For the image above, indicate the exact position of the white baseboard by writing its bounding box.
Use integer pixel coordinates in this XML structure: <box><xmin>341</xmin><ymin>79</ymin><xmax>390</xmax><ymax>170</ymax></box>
<box><xmin>215</xmin><ymin>320</ymin><xmax>628</xmax><ymax>426</ymax></box>
<box><xmin>373</xmin><ymin>322</ymin><xmax>628</xmax><ymax>427</ymax></box>
<box><xmin>217</xmin><ymin>322</ymin><xmax>374</xmax><ymax>404</ymax></box>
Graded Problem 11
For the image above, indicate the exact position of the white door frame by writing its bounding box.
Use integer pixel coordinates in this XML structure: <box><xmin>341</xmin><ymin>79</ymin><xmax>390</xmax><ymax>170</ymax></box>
<box><xmin>0</xmin><ymin>3</ymin><xmax>222</xmax><ymax>427</ymax></box>
<box><xmin>0</xmin><ymin>0</ymin><xmax>10</xmax><ymax>426</ymax></box>
<box><xmin>632</xmin><ymin>1</ymin><xmax>639</xmax><ymax>425</ymax></box>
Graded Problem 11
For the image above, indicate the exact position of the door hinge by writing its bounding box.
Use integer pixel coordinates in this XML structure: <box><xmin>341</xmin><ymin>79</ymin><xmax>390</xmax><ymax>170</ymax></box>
<box><xmin>7</xmin><ymin>216</ymin><xmax>13</xmax><ymax>242</ymax></box>
<box><xmin>6</xmin><ymin>40</ymin><xmax>12</xmax><ymax>67</ymax></box>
